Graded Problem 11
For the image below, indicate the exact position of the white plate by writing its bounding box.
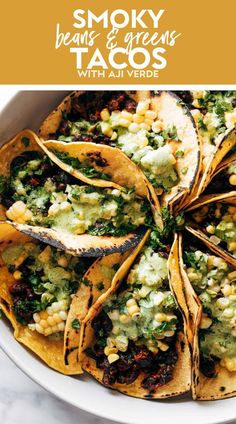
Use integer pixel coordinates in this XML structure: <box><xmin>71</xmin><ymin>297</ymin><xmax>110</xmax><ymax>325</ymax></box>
<box><xmin>0</xmin><ymin>91</ymin><xmax>236</xmax><ymax>424</ymax></box>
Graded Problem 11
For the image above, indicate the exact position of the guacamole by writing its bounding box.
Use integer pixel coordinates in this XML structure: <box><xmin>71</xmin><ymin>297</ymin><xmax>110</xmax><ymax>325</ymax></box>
<box><xmin>185</xmin><ymin>249</ymin><xmax>236</xmax><ymax>375</ymax></box>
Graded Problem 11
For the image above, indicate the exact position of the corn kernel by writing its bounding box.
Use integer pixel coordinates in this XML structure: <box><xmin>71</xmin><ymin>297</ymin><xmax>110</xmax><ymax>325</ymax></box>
<box><xmin>40</xmin><ymin>320</ymin><xmax>48</xmax><ymax>329</ymax></box>
<box><xmin>11</xmin><ymin>201</ymin><xmax>27</xmax><ymax>215</ymax></box>
<box><xmin>104</xmin><ymin>346</ymin><xmax>118</xmax><ymax>356</ymax></box>
<box><xmin>53</xmin><ymin>313</ymin><xmax>62</xmax><ymax>324</ymax></box>
<box><xmin>221</xmin><ymin>357</ymin><xmax>236</xmax><ymax>372</ymax></box>
<box><xmin>101</xmin><ymin>122</ymin><xmax>113</xmax><ymax>137</ymax></box>
<box><xmin>106</xmin><ymin>337</ymin><xmax>115</xmax><ymax>348</ymax></box>
<box><xmin>111</xmin><ymin>131</ymin><xmax>117</xmax><ymax>141</ymax></box>
<box><xmin>206</xmin><ymin>225</ymin><xmax>215</xmax><ymax>235</ymax></box>
<box><xmin>40</xmin><ymin>311</ymin><xmax>49</xmax><ymax>320</ymax></box>
<box><xmin>108</xmin><ymin>353</ymin><xmax>119</xmax><ymax>364</ymax></box>
<box><xmin>24</xmin><ymin>209</ymin><xmax>33</xmax><ymax>221</ymax></box>
<box><xmin>200</xmin><ymin>314</ymin><xmax>212</xmax><ymax>329</ymax></box>
<box><xmin>119</xmin><ymin>118</ymin><xmax>131</xmax><ymax>128</ymax></box>
<box><xmin>158</xmin><ymin>341</ymin><xmax>169</xmax><ymax>351</ymax></box>
<box><xmin>221</xmin><ymin>284</ymin><xmax>232</xmax><ymax>296</ymax></box>
<box><xmin>128</xmin><ymin>122</ymin><xmax>140</xmax><ymax>133</ymax></box>
<box><xmin>13</xmin><ymin>270</ymin><xmax>22</xmax><ymax>280</ymax></box>
<box><xmin>51</xmin><ymin>302</ymin><xmax>60</xmax><ymax>312</ymax></box>
<box><xmin>33</xmin><ymin>313</ymin><xmax>40</xmax><ymax>323</ymax></box>
<box><xmin>57</xmin><ymin>322</ymin><xmax>65</xmax><ymax>332</ymax></box>
<box><xmin>44</xmin><ymin>328</ymin><xmax>53</xmax><ymax>336</ymax></box>
<box><xmin>47</xmin><ymin>316</ymin><xmax>56</xmax><ymax>326</ymax></box>
<box><xmin>154</xmin><ymin>313</ymin><xmax>166</xmax><ymax>322</ymax></box>
<box><xmin>229</xmin><ymin>174</ymin><xmax>236</xmax><ymax>186</ymax></box>
<box><xmin>152</xmin><ymin>120</ymin><xmax>163</xmax><ymax>133</ymax></box>
<box><xmin>14</xmin><ymin>253</ymin><xmax>28</xmax><ymax>268</ymax></box>
<box><xmin>144</xmin><ymin>118</ymin><xmax>154</xmax><ymax>126</ymax></box>
<box><xmin>222</xmin><ymin>308</ymin><xmax>234</xmax><ymax>318</ymax></box>
<box><xmin>59</xmin><ymin>311</ymin><xmax>68</xmax><ymax>321</ymax></box>
<box><xmin>136</xmin><ymin>100</ymin><xmax>150</xmax><ymax>115</ymax></box>
<box><xmin>35</xmin><ymin>323</ymin><xmax>44</xmax><ymax>334</ymax></box>
<box><xmin>38</xmin><ymin>246</ymin><xmax>52</xmax><ymax>263</ymax></box>
<box><xmin>229</xmin><ymin>294</ymin><xmax>236</xmax><ymax>301</ymax></box>
<box><xmin>48</xmin><ymin>203</ymin><xmax>60</xmax><ymax>216</ymax></box>
<box><xmin>120</xmin><ymin>110</ymin><xmax>133</xmax><ymax>121</ymax></box>
<box><xmin>133</xmin><ymin>113</ymin><xmax>144</xmax><ymax>124</ymax></box>
<box><xmin>126</xmin><ymin>298</ymin><xmax>136</xmax><ymax>308</ymax></box>
<box><xmin>46</xmin><ymin>306</ymin><xmax>53</xmax><ymax>316</ymax></box>
<box><xmin>60</xmin><ymin>201</ymin><xmax>71</xmax><ymax>212</ymax></box>
<box><xmin>212</xmin><ymin>257</ymin><xmax>225</xmax><ymax>268</ymax></box>
<box><xmin>119</xmin><ymin>314</ymin><xmax>131</xmax><ymax>324</ymax></box>
<box><xmin>128</xmin><ymin>305</ymin><xmax>140</xmax><ymax>316</ymax></box>
<box><xmin>28</xmin><ymin>324</ymin><xmax>36</xmax><ymax>331</ymax></box>
<box><xmin>145</xmin><ymin>110</ymin><xmax>157</xmax><ymax>120</ymax></box>
<box><xmin>100</xmin><ymin>108</ymin><xmax>110</xmax><ymax>121</ymax></box>
<box><xmin>139</xmin><ymin>123</ymin><xmax>151</xmax><ymax>131</ymax></box>
<box><xmin>164</xmin><ymin>330</ymin><xmax>175</xmax><ymax>337</ymax></box>
<box><xmin>137</xmin><ymin>136</ymin><xmax>149</xmax><ymax>147</ymax></box>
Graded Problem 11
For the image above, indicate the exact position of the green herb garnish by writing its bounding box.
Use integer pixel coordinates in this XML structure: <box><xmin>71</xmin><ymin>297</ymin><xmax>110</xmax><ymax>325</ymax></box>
<box><xmin>71</xmin><ymin>318</ymin><xmax>81</xmax><ymax>329</ymax></box>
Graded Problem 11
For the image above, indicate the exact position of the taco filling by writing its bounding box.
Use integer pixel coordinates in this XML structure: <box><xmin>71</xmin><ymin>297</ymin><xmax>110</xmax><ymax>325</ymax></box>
<box><xmin>1</xmin><ymin>240</ymin><xmax>91</xmax><ymax>337</ymax></box>
<box><xmin>0</xmin><ymin>151</ymin><xmax>151</xmax><ymax>237</ymax></box>
<box><xmin>204</xmin><ymin>161</ymin><xmax>236</xmax><ymax>195</ymax></box>
<box><xmin>189</xmin><ymin>203</ymin><xmax>236</xmax><ymax>257</ymax></box>
<box><xmin>184</xmin><ymin>248</ymin><xmax>236</xmax><ymax>376</ymax></box>
<box><xmin>180</xmin><ymin>90</ymin><xmax>236</xmax><ymax>167</ymax></box>
<box><xmin>86</xmin><ymin>244</ymin><xmax>181</xmax><ymax>390</ymax></box>
<box><xmin>50</xmin><ymin>92</ymin><xmax>185</xmax><ymax>194</ymax></box>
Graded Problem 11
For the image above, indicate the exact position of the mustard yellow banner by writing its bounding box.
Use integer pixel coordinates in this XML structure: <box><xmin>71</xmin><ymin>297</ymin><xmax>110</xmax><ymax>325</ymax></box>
<box><xmin>0</xmin><ymin>0</ymin><xmax>235</xmax><ymax>84</ymax></box>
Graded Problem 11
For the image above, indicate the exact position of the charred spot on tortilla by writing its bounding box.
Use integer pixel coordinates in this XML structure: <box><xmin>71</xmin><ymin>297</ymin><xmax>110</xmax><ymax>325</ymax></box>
<box><xmin>88</xmin><ymin>294</ymin><xmax>93</xmax><ymax>308</ymax></box>
<box><xmin>86</xmin><ymin>151</ymin><xmax>108</xmax><ymax>167</ymax></box>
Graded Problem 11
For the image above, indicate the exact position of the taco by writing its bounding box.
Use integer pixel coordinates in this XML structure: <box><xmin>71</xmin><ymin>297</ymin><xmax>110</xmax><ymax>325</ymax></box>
<box><xmin>178</xmin><ymin>232</ymin><xmax>236</xmax><ymax>400</ymax></box>
<box><xmin>64</xmin><ymin>249</ymin><xmax>131</xmax><ymax>367</ymax></box>
<box><xmin>0</xmin><ymin>222</ymin><xmax>93</xmax><ymax>374</ymax></box>
<box><xmin>39</xmin><ymin>90</ymin><xmax>201</xmax><ymax>209</ymax></box>
<box><xmin>176</xmin><ymin>91</ymin><xmax>236</xmax><ymax>206</ymax></box>
<box><xmin>186</xmin><ymin>199</ymin><xmax>236</xmax><ymax>266</ymax></box>
<box><xmin>79</xmin><ymin>231</ymin><xmax>191</xmax><ymax>398</ymax></box>
<box><xmin>0</xmin><ymin>130</ymin><xmax>153</xmax><ymax>256</ymax></box>
<box><xmin>37</xmin><ymin>139</ymin><xmax>162</xmax><ymax>228</ymax></box>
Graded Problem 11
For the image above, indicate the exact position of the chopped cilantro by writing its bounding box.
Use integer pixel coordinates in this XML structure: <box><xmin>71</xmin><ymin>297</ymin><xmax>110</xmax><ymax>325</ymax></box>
<box><xmin>88</xmin><ymin>221</ymin><xmax>137</xmax><ymax>237</ymax></box>
<box><xmin>112</xmin><ymin>263</ymin><xmax>120</xmax><ymax>272</ymax></box>
<box><xmin>7</xmin><ymin>264</ymin><xmax>15</xmax><ymax>273</ymax></box>
<box><xmin>0</xmin><ymin>176</ymin><xmax>9</xmax><ymax>196</ymax></box>
<box><xmin>52</xmin><ymin>150</ymin><xmax>111</xmax><ymax>181</ymax></box>
<box><xmin>82</xmin><ymin>278</ymin><xmax>91</xmax><ymax>287</ymax></box>
<box><xmin>182</xmin><ymin>167</ymin><xmax>188</xmax><ymax>175</ymax></box>
<box><xmin>12</xmin><ymin>300</ymin><xmax>41</xmax><ymax>325</ymax></box>
<box><xmin>176</xmin><ymin>150</ymin><xmax>184</xmax><ymax>158</ymax></box>
<box><xmin>184</xmin><ymin>251</ymin><xmax>198</xmax><ymax>269</ymax></box>
<box><xmin>21</xmin><ymin>137</ymin><xmax>30</xmax><ymax>147</ymax></box>
<box><xmin>71</xmin><ymin>318</ymin><xmax>81</xmax><ymax>329</ymax></box>
<box><xmin>97</xmin><ymin>282</ymin><xmax>105</xmax><ymax>291</ymax></box>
